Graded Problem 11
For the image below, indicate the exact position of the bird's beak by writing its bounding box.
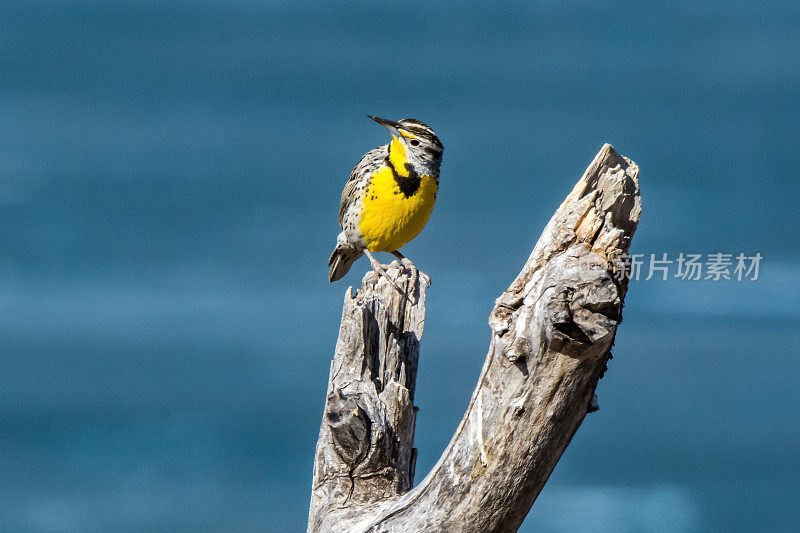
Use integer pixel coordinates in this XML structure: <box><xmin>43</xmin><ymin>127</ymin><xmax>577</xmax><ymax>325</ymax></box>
<box><xmin>368</xmin><ymin>115</ymin><xmax>404</xmax><ymax>140</ymax></box>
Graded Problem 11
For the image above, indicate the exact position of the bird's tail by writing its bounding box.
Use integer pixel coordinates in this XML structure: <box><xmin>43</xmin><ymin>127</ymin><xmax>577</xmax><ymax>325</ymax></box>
<box><xmin>328</xmin><ymin>238</ymin><xmax>363</xmax><ymax>283</ymax></box>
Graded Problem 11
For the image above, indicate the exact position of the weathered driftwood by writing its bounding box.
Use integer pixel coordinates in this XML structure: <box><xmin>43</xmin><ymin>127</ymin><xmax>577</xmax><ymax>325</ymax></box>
<box><xmin>309</xmin><ymin>144</ymin><xmax>641</xmax><ymax>532</ymax></box>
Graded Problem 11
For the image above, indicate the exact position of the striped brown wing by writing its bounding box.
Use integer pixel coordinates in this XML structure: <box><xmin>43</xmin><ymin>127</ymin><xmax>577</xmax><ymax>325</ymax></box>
<box><xmin>338</xmin><ymin>145</ymin><xmax>387</xmax><ymax>228</ymax></box>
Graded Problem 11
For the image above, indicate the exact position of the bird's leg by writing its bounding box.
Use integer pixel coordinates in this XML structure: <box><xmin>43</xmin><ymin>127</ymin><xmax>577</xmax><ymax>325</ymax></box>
<box><xmin>364</xmin><ymin>250</ymin><xmax>389</xmax><ymax>278</ymax></box>
<box><xmin>391</xmin><ymin>250</ymin><xmax>428</xmax><ymax>287</ymax></box>
<box><xmin>363</xmin><ymin>250</ymin><xmax>406</xmax><ymax>296</ymax></box>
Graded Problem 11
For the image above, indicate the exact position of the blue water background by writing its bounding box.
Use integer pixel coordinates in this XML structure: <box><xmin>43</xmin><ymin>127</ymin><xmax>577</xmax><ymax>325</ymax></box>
<box><xmin>1</xmin><ymin>1</ymin><xmax>799</xmax><ymax>531</ymax></box>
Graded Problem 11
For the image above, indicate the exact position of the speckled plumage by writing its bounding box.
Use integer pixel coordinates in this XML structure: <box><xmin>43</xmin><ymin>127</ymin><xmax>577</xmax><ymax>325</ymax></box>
<box><xmin>338</xmin><ymin>145</ymin><xmax>388</xmax><ymax>248</ymax></box>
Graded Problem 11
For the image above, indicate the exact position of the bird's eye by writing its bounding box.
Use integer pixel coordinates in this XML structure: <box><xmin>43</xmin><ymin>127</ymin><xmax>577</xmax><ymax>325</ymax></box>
<box><xmin>409</xmin><ymin>139</ymin><xmax>420</xmax><ymax>146</ymax></box>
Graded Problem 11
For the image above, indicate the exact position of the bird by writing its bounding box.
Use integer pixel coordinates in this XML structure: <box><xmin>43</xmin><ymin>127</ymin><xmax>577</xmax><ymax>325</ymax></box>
<box><xmin>328</xmin><ymin>116</ymin><xmax>443</xmax><ymax>288</ymax></box>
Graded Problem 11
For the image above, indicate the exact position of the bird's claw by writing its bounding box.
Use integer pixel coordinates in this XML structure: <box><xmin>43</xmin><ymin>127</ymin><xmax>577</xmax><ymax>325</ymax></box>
<box><xmin>366</xmin><ymin>253</ymin><xmax>408</xmax><ymax>297</ymax></box>
<box><xmin>398</xmin><ymin>258</ymin><xmax>419</xmax><ymax>289</ymax></box>
<box><xmin>397</xmin><ymin>258</ymin><xmax>430</xmax><ymax>288</ymax></box>
<box><xmin>364</xmin><ymin>251</ymin><xmax>428</xmax><ymax>302</ymax></box>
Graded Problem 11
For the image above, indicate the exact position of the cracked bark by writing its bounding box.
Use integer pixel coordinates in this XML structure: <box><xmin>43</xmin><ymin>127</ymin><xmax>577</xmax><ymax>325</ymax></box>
<box><xmin>308</xmin><ymin>144</ymin><xmax>641</xmax><ymax>532</ymax></box>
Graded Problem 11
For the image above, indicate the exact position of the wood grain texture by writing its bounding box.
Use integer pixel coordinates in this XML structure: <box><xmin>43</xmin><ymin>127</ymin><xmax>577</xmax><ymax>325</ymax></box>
<box><xmin>308</xmin><ymin>144</ymin><xmax>641</xmax><ymax>532</ymax></box>
<box><xmin>308</xmin><ymin>265</ymin><xmax>426</xmax><ymax>532</ymax></box>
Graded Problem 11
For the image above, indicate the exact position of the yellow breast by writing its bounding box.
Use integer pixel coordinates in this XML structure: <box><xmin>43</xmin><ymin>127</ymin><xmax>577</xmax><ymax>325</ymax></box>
<box><xmin>359</xmin><ymin>165</ymin><xmax>438</xmax><ymax>252</ymax></box>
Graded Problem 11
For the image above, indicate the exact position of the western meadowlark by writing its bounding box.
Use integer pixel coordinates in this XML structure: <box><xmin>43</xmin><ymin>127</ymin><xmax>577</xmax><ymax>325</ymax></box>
<box><xmin>328</xmin><ymin>116</ymin><xmax>443</xmax><ymax>286</ymax></box>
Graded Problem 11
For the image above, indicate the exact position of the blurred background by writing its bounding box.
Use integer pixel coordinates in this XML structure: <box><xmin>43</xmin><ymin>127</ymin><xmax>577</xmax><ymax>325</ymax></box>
<box><xmin>2</xmin><ymin>1</ymin><xmax>798</xmax><ymax>531</ymax></box>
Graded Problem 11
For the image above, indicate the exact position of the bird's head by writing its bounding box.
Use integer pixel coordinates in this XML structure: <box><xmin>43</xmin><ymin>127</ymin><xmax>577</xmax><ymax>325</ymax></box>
<box><xmin>368</xmin><ymin>115</ymin><xmax>443</xmax><ymax>175</ymax></box>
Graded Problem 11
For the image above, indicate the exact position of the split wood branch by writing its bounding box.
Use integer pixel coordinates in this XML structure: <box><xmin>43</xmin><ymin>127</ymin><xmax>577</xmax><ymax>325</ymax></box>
<box><xmin>308</xmin><ymin>144</ymin><xmax>641</xmax><ymax>532</ymax></box>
